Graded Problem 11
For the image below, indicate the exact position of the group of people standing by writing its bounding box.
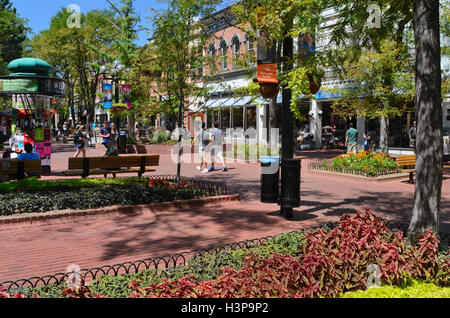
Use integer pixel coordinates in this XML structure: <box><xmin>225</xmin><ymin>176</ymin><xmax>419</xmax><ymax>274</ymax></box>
<box><xmin>99</xmin><ymin>121</ymin><xmax>119</xmax><ymax>157</ymax></box>
<box><xmin>73</xmin><ymin>121</ymin><xmax>119</xmax><ymax>158</ymax></box>
<box><xmin>194</xmin><ymin>122</ymin><xmax>228</xmax><ymax>173</ymax></box>
<box><xmin>344</xmin><ymin>121</ymin><xmax>417</xmax><ymax>154</ymax></box>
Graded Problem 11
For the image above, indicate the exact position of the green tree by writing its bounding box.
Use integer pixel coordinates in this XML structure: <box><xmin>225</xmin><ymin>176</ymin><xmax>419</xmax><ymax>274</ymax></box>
<box><xmin>149</xmin><ymin>0</ymin><xmax>220</xmax><ymax>180</ymax></box>
<box><xmin>0</xmin><ymin>0</ymin><xmax>29</xmax><ymax>74</ymax></box>
<box><xmin>321</xmin><ymin>0</ymin><xmax>444</xmax><ymax>243</ymax></box>
<box><xmin>328</xmin><ymin>40</ymin><xmax>415</xmax><ymax>153</ymax></box>
<box><xmin>31</xmin><ymin>7</ymin><xmax>117</xmax><ymax>124</ymax></box>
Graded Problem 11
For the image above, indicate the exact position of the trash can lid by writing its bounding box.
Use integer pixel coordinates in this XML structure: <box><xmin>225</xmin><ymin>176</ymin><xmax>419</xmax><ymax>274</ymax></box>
<box><xmin>260</xmin><ymin>156</ymin><xmax>280</xmax><ymax>163</ymax></box>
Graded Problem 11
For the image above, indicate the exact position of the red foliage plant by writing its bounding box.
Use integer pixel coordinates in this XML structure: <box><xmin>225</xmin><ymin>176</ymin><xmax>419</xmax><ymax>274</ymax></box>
<box><xmin>127</xmin><ymin>210</ymin><xmax>449</xmax><ymax>298</ymax></box>
<box><xmin>3</xmin><ymin>210</ymin><xmax>449</xmax><ymax>298</ymax></box>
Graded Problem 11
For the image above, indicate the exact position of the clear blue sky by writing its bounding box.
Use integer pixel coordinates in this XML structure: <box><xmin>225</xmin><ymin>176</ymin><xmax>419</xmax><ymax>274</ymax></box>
<box><xmin>10</xmin><ymin>0</ymin><xmax>168</xmax><ymax>46</ymax></box>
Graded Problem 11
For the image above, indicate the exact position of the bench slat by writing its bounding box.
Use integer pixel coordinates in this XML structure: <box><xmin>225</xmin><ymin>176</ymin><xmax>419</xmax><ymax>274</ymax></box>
<box><xmin>0</xmin><ymin>160</ymin><xmax>42</xmax><ymax>175</ymax></box>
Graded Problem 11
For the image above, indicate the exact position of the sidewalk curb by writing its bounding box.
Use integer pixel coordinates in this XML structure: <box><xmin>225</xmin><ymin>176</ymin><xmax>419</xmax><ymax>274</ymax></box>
<box><xmin>0</xmin><ymin>194</ymin><xmax>241</xmax><ymax>231</ymax></box>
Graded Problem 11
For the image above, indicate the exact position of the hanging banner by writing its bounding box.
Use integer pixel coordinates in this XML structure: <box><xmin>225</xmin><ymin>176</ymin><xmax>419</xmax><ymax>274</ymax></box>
<box><xmin>122</xmin><ymin>84</ymin><xmax>131</xmax><ymax>109</ymax></box>
<box><xmin>34</xmin><ymin>128</ymin><xmax>44</xmax><ymax>142</ymax></box>
<box><xmin>103</xmin><ymin>83</ymin><xmax>113</xmax><ymax>109</ymax></box>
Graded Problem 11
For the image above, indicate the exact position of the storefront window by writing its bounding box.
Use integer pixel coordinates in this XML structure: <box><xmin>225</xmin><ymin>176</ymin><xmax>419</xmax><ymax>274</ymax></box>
<box><xmin>246</xmin><ymin>106</ymin><xmax>257</xmax><ymax>130</ymax></box>
<box><xmin>232</xmin><ymin>107</ymin><xmax>243</xmax><ymax>129</ymax></box>
<box><xmin>221</xmin><ymin>108</ymin><xmax>230</xmax><ymax>129</ymax></box>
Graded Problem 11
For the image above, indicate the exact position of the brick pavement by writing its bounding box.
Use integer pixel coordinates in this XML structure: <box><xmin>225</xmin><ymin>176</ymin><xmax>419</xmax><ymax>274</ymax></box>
<box><xmin>0</xmin><ymin>143</ymin><xmax>449</xmax><ymax>283</ymax></box>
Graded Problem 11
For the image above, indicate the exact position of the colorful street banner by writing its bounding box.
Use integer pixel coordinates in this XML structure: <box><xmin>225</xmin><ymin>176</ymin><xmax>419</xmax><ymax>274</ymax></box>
<box><xmin>103</xmin><ymin>83</ymin><xmax>113</xmax><ymax>109</ymax></box>
<box><xmin>122</xmin><ymin>84</ymin><xmax>131</xmax><ymax>109</ymax></box>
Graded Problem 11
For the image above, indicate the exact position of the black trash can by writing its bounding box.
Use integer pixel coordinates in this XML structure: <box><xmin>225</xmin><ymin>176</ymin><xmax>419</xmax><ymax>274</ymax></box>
<box><xmin>279</xmin><ymin>158</ymin><xmax>301</xmax><ymax>208</ymax></box>
<box><xmin>260</xmin><ymin>156</ymin><xmax>280</xmax><ymax>203</ymax></box>
<box><xmin>118</xmin><ymin>133</ymin><xmax>127</xmax><ymax>154</ymax></box>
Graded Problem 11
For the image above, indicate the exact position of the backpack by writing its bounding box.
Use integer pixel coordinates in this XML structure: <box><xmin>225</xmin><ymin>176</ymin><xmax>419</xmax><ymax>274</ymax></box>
<box><xmin>74</xmin><ymin>132</ymin><xmax>81</xmax><ymax>145</ymax></box>
<box><xmin>201</xmin><ymin>130</ymin><xmax>210</xmax><ymax>147</ymax></box>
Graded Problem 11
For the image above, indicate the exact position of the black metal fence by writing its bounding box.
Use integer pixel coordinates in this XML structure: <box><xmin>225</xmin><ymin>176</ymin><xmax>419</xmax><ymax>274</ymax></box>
<box><xmin>1</xmin><ymin>219</ymin><xmax>448</xmax><ymax>291</ymax></box>
<box><xmin>309</xmin><ymin>162</ymin><xmax>401</xmax><ymax>178</ymax></box>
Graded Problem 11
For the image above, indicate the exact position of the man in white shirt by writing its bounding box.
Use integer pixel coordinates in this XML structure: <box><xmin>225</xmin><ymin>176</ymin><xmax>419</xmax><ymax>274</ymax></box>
<box><xmin>209</xmin><ymin>121</ymin><xmax>227</xmax><ymax>172</ymax></box>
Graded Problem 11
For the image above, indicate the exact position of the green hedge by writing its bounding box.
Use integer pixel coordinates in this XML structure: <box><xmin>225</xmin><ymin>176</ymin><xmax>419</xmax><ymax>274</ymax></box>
<box><xmin>0</xmin><ymin>178</ymin><xmax>217</xmax><ymax>216</ymax></box>
<box><xmin>341</xmin><ymin>280</ymin><xmax>450</xmax><ymax>298</ymax></box>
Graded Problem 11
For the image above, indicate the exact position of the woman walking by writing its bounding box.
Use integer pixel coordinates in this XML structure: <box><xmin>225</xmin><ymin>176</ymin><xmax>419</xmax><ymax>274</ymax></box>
<box><xmin>73</xmin><ymin>125</ymin><xmax>88</xmax><ymax>158</ymax></box>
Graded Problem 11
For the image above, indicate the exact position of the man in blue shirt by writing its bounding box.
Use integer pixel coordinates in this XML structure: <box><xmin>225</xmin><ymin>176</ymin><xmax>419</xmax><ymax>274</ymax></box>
<box><xmin>17</xmin><ymin>143</ymin><xmax>40</xmax><ymax>161</ymax></box>
<box><xmin>99</xmin><ymin>121</ymin><xmax>111</xmax><ymax>149</ymax></box>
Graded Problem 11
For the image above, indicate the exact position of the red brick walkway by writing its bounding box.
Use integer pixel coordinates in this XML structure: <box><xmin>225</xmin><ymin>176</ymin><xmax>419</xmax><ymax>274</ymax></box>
<box><xmin>0</xmin><ymin>143</ymin><xmax>449</xmax><ymax>283</ymax></box>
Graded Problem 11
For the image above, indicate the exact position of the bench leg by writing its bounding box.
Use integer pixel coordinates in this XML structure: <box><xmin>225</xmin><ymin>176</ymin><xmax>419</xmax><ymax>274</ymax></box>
<box><xmin>409</xmin><ymin>172</ymin><xmax>414</xmax><ymax>184</ymax></box>
<box><xmin>113</xmin><ymin>173</ymin><xmax>117</xmax><ymax>178</ymax></box>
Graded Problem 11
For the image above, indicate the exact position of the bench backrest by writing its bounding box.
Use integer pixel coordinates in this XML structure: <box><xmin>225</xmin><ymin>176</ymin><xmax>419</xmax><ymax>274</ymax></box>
<box><xmin>68</xmin><ymin>155</ymin><xmax>160</xmax><ymax>170</ymax></box>
<box><xmin>396</xmin><ymin>155</ymin><xmax>416</xmax><ymax>167</ymax></box>
<box><xmin>0</xmin><ymin>159</ymin><xmax>42</xmax><ymax>176</ymax></box>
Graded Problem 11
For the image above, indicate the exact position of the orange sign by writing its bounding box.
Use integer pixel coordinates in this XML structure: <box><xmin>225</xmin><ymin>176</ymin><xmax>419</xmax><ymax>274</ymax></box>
<box><xmin>257</xmin><ymin>64</ymin><xmax>278</xmax><ymax>84</ymax></box>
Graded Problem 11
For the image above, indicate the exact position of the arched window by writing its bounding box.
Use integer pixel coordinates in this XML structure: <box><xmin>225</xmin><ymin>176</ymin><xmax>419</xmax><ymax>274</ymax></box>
<box><xmin>244</xmin><ymin>34</ymin><xmax>255</xmax><ymax>65</ymax></box>
<box><xmin>208</xmin><ymin>43</ymin><xmax>216</xmax><ymax>73</ymax></box>
<box><xmin>219</xmin><ymin>39</ymin><xmax>228</xmax><ymax>71</ymax></box>
<box><xmin>231</xmin><ymin>35</ymin><xmax>241</xmax><ymax>70</ymax></box>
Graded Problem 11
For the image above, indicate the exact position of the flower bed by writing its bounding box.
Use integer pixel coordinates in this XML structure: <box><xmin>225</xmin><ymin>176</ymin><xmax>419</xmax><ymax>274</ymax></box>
<box><xmin>310</xmin><ymin>151</ymin><xmax>400</xmax><ymax>177</ymax></box>
<box><xmin>2</xmin><ymin>211</ymin><xmax>448</xmax><ymax>298</ymax></box>
<box><xmin>0</xmin><ymin>176</ymin><xmax>225</xmax><ymax>216</ymax></box>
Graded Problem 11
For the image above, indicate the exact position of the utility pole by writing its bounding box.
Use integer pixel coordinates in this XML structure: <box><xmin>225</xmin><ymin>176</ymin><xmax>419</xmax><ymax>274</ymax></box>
<box><xmin>280</xmin><ymin>23</ymin><xmax>295</xmax><ymax>220</ymax></box>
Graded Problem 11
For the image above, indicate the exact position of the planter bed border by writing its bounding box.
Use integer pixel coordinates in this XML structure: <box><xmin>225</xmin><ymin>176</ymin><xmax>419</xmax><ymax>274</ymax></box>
<box><xmin>308</xmin><ymin>163</ymin><xmax>408</xmax><ymax>183</ymax></box>
<box><xmin>0</xmin><ymin>194</ymin><xmax>240</xmax><ymax>232</ymax></box>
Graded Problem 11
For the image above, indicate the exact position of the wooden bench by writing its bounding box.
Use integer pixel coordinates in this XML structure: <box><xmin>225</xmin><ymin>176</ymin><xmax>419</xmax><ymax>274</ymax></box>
<box><xmin>396</xmin><ymin>155</ymin><xmax>417</xmax><ymax>184</ymax></box>
<box><xmin>0</xmin><ymin>159</ymin><xmax>42</xmax><ymax>181</ymax></box>
<box><xmin>64</xmin><ymin>155</ymin><xmax>160</xmax><ymax>178</ymax></box>
<box><xmin>396</xmin><ymin>155</ymin><xmax>450</xmax><ymax>184</ymax></box>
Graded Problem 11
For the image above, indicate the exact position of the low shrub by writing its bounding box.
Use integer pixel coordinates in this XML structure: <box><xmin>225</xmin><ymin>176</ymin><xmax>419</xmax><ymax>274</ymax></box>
<box><xmin>124</xmin><ymin>211</ymin><xmax>450</xmax><ymax>298</ymax></box>
<box><xmin>0</xmin><ymin>178</ymin><xmax>216</xmax><ymax>216</ymax></box>
<box><xmin>319</xmin><ymin>151</ymin><xmax>399</xmax><ymax>177</ymax></box>
<box><xmin>341</xmin><ymin>280</ymin><xmax>450</xmax><ymax>298</ymax></box>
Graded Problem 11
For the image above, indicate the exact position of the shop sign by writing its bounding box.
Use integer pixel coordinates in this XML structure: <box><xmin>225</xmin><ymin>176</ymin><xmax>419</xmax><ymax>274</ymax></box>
<box><xmin>0</xmin><ymin>78</ymin><xmax>38</xmax><ymax>92</ymax></box>
<box><xmin>257</xmin><ymin>64</ymin><xmax>278</xmax><ymax>84</ymax></box>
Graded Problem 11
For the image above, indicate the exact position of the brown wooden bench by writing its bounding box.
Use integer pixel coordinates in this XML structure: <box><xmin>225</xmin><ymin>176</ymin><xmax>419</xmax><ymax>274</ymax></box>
<box><xmin>0</xmin><ymin>159</ymin><xmax>42</xmax><ymax>181</ymax></box>
<box><xmin>64</xmin><ymin>155</ymin><xmax>160</xmax><ymax>178</ymax></box>
<box><xmin>396</xmin><ymin>155</ymin><xmax>450</xmax><ymax>184</ymax></box>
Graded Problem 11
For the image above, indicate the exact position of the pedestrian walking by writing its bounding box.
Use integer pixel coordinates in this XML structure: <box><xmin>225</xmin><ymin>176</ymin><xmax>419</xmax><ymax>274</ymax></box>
<box><xmin>73</xmin><ymin>125</ymin><xmax>88</xmax><ymax>158</ymax></box>
<box><xmin>209</xmin><ymin>121</ymin><xmax>227</xmax><ymax>172</ymax></box>
<box><xmin>110</xmin><ymin>123</ymin><xmax>118</xmax><ymax>146</ymax></box>
<box><xmin>99</xmin><ymin>121</ymin><xmax>111</xmax><ymax>150</ymax></box>
<box><xmin>409</xmin><ymin>121</ymin><xmax>417</xmax><ymax>154</ymax></box>
<box><xmin>193</xmin><ymin>122</ymin><xmax>209</xmax><ymax>173</ymax></box>
<box><xmin>364</xmin><ymin>128</ymin><xmax>377</xmax><ymax>152</ymax></box>
<box><xmin>345</xmin><ymin>123</ymin><xmax>358</xmax><ymax>154</ymax></box>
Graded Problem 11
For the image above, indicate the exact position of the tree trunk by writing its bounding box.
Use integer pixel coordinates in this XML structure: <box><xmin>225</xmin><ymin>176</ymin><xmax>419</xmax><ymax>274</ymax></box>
<box><xmin>379</xmin><ymin>115</ymin><xmax>389</xmax><ymax>154</ymax></box>
<box><xmin>407</xmin><ymin>0</ymin><xmax>443</xmax><ymax>245</ymax></box>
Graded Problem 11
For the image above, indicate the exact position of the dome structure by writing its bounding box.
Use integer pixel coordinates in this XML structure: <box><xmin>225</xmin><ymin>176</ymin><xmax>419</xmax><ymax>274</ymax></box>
<box><xmin>8</xmin><ymin>58</ymin><xmax>52</xmax><ymax>76</ymax></box>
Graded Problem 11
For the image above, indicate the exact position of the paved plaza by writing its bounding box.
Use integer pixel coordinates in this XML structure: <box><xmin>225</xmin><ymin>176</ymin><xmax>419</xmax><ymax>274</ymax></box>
<box><xmin>0</xmin><ymin>142</ymin><xmax>449</xmax><ymax>283</ymax></box>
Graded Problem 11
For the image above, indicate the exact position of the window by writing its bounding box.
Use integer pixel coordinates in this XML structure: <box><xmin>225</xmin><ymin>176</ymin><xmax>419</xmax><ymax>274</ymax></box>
<box><xmin>219</xmin><ymin>39</ymin><xmax>228</xmax><ymax>71</ymax></box>
<box><xmin>244</xmin><ymin>34</ymin><xmax>255</xmax><ymax>65</ymax></box>
<box><xmin>231</xmin><ymin>35</ymin><xmax>241</xmax><ymax>70</ymax></box>
<box><xmin>208</xmin><ymin>43</ymin><xmax>216</xmax><ymax>74</ymax></box>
